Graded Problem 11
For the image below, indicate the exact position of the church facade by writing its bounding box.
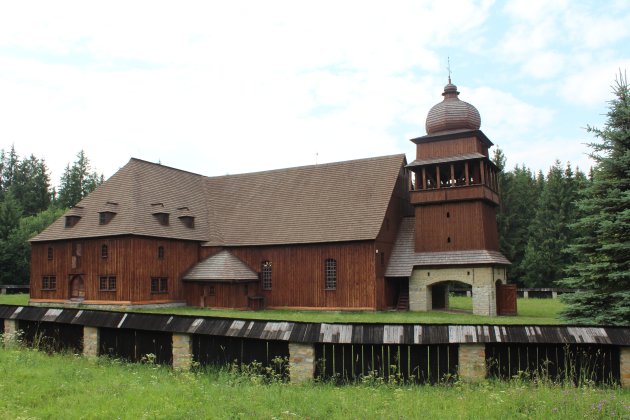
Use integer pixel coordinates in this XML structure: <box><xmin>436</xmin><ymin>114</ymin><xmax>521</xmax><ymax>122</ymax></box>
<box><xmin>29</xmin><ymin>81</ymin><xmax>510</xmax><ymax>315</ymax></box>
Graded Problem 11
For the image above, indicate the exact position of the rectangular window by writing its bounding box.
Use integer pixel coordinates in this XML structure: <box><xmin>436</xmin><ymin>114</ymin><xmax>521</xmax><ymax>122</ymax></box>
<box><xmin>261</xmin><ymin>261</ymin><xmax>272</xmax><ymax>290</ymax></box>
<box><xmin>101</xmin><ymin>244</ymin><xmax>108</xmax><ymax>259</ymax></box>
<box><xmin>99</xmin><ymin>276</ymin><xmax>116</xmax><ymax>291</ymax></box>
<box><xmin>42</xmin><ymin>276</ymin><xmax>56</xmax><ymax>291</ymax></box>
<box><xmin>209</xmin><ymin>285</ymin><xmax>215</xmax><ymax>296</ymax></box>
<box><xmin>47</xmin><ymin>247</ymin><xmax>53</xmax><ymax>261</ymax></box>
<box><xmin>151</xmin><ymin>277</ymin><xmax>168</xmax><ymax>293</ymax></box>
<box><xmin>325</xmin><ymin>258</ymin><xmax>337</xmax><ymax>290</ymax></box>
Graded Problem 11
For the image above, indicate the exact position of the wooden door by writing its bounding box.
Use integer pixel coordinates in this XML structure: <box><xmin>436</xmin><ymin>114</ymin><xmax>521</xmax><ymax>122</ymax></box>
<box><xmin>70</xmin><ymin>275</ymin><xmax>85</xmax><ymax>300</ymax></box>
<box><xmin>496</xmin><ymin>283</ymin><xmax>517</xmax><ymax>315</ymax></box>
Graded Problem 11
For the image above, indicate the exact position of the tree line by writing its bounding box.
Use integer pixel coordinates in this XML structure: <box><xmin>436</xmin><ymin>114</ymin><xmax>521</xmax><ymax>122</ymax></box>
<box><xmin>493</xmin><ymin>152</ymin><xmax>589</xmax><ymax>289</ymax></box>
<box><xmin>0</xmin><ymin>148</ymin><xmax>102</xmax><ymax>284</ymax></box>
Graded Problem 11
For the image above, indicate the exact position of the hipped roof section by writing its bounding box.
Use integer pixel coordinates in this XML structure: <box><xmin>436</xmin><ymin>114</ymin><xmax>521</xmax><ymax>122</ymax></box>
<box><xmin>32</xmin><ymin>154</ymin><xmax>406</xmax><ymax>246</ymax></box>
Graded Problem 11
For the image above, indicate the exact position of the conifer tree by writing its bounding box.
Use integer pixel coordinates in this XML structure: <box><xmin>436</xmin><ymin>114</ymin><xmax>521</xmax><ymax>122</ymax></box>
<box><xmin>560</xmin><ymin>73</ymin><xmax>630</xmax><ymax>325</ymax></box>
<box><xmin>57</xmin><ymin>150</ymin><xmax>103</xmax><ymax>208</ymax></box>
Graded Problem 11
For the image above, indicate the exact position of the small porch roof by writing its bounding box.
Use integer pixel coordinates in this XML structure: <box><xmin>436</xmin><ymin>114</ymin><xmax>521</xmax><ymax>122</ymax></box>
<box><xmin>183</xmin><ymin>250</ymin><xmax>259</xmax><ymax>282</ymax></box>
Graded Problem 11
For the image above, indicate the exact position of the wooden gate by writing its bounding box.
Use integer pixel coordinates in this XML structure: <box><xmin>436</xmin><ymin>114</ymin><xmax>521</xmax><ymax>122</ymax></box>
<box><xmin>496</xmin><ymin>284</ymin><xmax>517</xmax><ymax>315</ymax></box>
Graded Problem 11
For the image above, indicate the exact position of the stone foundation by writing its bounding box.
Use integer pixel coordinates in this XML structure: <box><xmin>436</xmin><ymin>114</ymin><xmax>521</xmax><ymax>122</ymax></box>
<box><xmin>458</xmin><ymin>343</ymin><xmax>486</xmax><ymax>381</ymax></box>
<box><xmin>289</xmin><ymin>343</ymin><xmax>315</xmax><ymax>383</ymax></box>
<box><xmin>83</xmin><ymin>326</ymin><xmax>100</xmax><ymax>357</ymax></box>
<box><xmin>172</xmin><ymin>333</ymin><xmax>193</xmax><ymax>370</ymax></box>
<box><xmin>621</xmin><ymin>347</ymin><xmax>630</xmax><ymax>388</ymax></box>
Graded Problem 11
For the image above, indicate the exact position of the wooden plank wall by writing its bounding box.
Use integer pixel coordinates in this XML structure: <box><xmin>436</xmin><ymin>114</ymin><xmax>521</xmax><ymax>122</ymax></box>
<box><xmin>198</xmin><ymin>241</ymin><xmax>378</xmax><ymax>309</ymax></box>
<box><xmin>183</xmin><ymin>282</ymin><xmax>257</xmax><ymax>309</ymax></box>
<box><xmin>30</xmin><ymin>236</ymin><xmax>199</xmax><ymax>303</ymax></box>
<box><xmin>416</xmin><ymin>136</ymin><xmax>487</xmax><ymax>159</ymax></box>
<box><xmin>414</xmin><ymin>201</ymin><xmax>499</xmax><ymax>252</ymax></box>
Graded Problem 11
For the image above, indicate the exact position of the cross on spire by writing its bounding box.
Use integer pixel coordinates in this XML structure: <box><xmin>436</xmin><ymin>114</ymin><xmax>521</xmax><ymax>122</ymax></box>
<box><xmin>447</xmin><ymin>56</ymin><xmax>452</xmax><ymax>84</ymax></box>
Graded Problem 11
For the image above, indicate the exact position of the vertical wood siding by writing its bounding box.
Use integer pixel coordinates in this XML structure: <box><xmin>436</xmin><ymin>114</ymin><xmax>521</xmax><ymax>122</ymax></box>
<box><xmin>414</xmin><ymin>201</ymin><xmax>499</xmax><ymax>252</ymax></box>
<box><xmin>198</xmin><ymin>241</ymin><xmax>378</xmax><ymax>309</ymax></box>
<box><xmin>416</xmin><ymin>136</ymin><xmax>488</xmax><ymax>159</ymax></box>
<box><xmin>30</xmin><ymin>237</ymin><xmax>199</xmax><ymax>303</ymax></box>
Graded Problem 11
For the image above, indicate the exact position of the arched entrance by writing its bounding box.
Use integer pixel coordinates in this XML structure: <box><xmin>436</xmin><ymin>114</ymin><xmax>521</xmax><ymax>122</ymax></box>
<box><xmin>69</xmin><ymin>275</ymin><xmax>85</xmax><ymax>300</ymax></box>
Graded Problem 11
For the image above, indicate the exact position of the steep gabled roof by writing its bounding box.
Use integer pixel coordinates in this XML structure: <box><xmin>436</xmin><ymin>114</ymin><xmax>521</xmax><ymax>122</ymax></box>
<box><xmin>182</xmin><ymin>250</ymin><xmax>258</xmax><ymax>282</ymax></box>
<box><xmin>32</xmin><ymin>154</ymin><xmax>406</xmax><ymax>246</ymax></box>
<box><xmin>204</xmin><ymin>154</ymin><xmax>406</xmax><ymax>246</ymax></box>
<box><xmin>31</xmin><ymin>158</ymin><xmax>210</xmax><ymax>242</ymax></box>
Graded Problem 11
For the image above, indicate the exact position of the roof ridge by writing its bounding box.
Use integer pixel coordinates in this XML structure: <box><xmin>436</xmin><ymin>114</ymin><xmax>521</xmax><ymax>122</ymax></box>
<box><xmin>207</xmin><ymin>153</ymin><xmax>406</xmax><ymax>180</ymax></box>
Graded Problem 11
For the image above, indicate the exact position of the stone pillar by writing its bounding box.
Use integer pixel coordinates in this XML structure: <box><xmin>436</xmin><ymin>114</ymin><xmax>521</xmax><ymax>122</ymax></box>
<box><xmin>472</xmin><ymin>285</ymin><xmax>496</xmax><ymax>316</ymax></box>
<box><xmin>466</xmin><ymin>290</ymin><xmax>471</xmax><ymax>297</ymax></box>
<box><xmin>523</xmin><ymin>290</ymin><xmax>529</xmax><ymax>299</ymax></box>
<box><xmin>551</xmin><ymin>291</ymin><xmax>558</xmax><ymax>299</ymax></box>
<box><xmin>621</xmin><ymin>347</ymin><xmax>630</xmax><ymax>388</ymax></box>
<box><xmin>83</xmin><ymin>326</ymin><xmax>100</xmax><ymax>358</ymax></box>
<box><xmin>172</xmin><ymin>333</ymin><xmax>193</xmax><ymax>370</ymax></box>
<box><xmin>409</xmin><ymin>270</ymin><xmax>431</xmax><ymax>311</ymax></box>
<box><xmin>3</xmin><ymin>319</ymin><xmax>18</xmax><ymax>345</ymax></box>
<box><xmin>289</xmin><ymin>342</ymin><xmax>315</xmax><ymax>383</ymax></box>
<box><xmin>458</xmin><ymin>343</ymin><xmax>486</xmax><ymax>381</ymax></box>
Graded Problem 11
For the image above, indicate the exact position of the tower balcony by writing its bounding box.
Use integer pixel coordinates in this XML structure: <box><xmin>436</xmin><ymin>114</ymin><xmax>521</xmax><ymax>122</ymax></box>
<box><xmin>410</xmin><ymin>184</ymin><xmax>499</xmax><ymax>206</ymax></box>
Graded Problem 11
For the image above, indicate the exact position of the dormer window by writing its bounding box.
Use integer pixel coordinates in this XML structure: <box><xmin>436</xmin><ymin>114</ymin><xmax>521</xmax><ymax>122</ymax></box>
<box><xmin>99</xmin><ymin>211</ymin><xmax>116</xmax><ymax>225</ymax></box>
<box><xmin>153</xmin><ymin>212</ymin><xmax>169</xmax><ymax>226</ymax></box>
<box><xmin>65</xmin><ymin>215</ymin><xmax>81</xmax><ymax>228</ymax></box>
<box><xmin>179</xmin><ymin>215</ymin><xmax>195</xmax><ymax>228</ymax></box>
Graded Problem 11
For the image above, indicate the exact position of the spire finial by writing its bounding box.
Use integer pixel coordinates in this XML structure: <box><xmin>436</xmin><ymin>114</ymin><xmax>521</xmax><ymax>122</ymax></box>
<box><xmin>447</xmin><ymin>56</ymin><xmax>452</xmax><ymax>84</ymax></box>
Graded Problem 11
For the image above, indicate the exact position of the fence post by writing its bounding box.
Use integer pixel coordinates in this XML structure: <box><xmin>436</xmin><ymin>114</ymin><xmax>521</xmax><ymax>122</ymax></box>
<box><xmin>3</xmin><ymin>319</ymin><xmax>18</xmax><ymax>344</ymax></box>
<box><xmin>172</xmin><ymin>333</ymin><xmax>193</xmax><ymax>370</ymax></box>
<box><xmin>289</xmin><ymin>342</ymin><xmax>315</xmax><ymax>383</ymax></box>
<box><xmin>458</xmin><ymin>343</ymin><xmax>486</xmax><ymax>381</ymax></box>
<box><xmin>621</xmin><ymin>347</ymin><xmax>630</xmax><ymax>388</ymax></box>
<box><xmin>83</xmin><ymin>326</ymin><xmax>100</xmax><ymax>358</ymax></box>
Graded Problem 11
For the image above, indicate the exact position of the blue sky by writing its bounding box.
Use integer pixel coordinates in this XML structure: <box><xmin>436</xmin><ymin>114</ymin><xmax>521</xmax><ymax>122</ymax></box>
<box><xmin>1</xmin><ymin>0</ymin><xmax>629</xmax><ymax>185</ymax></box>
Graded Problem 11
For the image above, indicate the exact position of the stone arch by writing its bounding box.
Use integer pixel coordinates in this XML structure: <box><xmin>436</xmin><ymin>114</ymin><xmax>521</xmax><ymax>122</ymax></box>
<box><xmin>409</xmin><ymin>266</ymin><xmax>503</xmax><ymax>316</ymax></box>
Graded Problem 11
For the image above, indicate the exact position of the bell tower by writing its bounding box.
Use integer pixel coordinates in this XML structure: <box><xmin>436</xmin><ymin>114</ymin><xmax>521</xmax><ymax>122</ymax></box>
<box><xmin>405</xmin><ymin>80</ymin><xmax>510</xmax><ymax>316</ymax></box>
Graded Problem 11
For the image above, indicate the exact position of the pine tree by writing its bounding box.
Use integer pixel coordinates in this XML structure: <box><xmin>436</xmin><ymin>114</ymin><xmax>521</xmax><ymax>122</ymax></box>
<box><xmin>560</xmin><ymin>72</ymin><xmax>630</xmax><ymax>325</ymax></box>
<box><xmin>57</xmin><ymin>150</ymin><xmax>103</xmax><ymax>208</ymax></box>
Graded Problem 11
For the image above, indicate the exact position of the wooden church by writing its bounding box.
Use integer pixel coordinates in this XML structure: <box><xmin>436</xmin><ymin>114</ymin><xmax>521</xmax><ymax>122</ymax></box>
<box><xmin>29</xmin><ymin>80</ymin><xmax>512</xmax><ymax>315</ymax></box>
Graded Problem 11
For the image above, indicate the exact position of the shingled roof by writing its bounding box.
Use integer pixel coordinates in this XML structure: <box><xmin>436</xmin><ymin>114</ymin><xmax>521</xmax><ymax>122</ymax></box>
<box><xmin>385</xmin><ymin>217</ymin><xmax>510</xmax><ymax>277</ymax></box>
<box><xmin>183</xmin><ymin>250</ymin><xmax>258</xmax><ymax>282</ymax></box>
<box><xmin>32</xmin><ymin>154</ymin><xmax>406</xmax><ymax>246</ymax></box>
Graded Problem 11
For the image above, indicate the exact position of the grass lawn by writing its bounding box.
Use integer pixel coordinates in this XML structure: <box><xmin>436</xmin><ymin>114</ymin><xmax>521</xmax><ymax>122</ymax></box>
<box><xmin>0</xmin><ymin>347</ymin><xmax>627</xmax><ymax>419</ymax></box>
<box><xmin>0</xmin><ymin>293</ymin><xmax>566</xmax><ymax>324</ymax></box>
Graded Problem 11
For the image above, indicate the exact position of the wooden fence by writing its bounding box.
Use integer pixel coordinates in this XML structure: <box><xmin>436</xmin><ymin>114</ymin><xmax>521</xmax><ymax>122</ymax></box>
<box><xmin>1</xmin><ymin>304</ymin><xmax>629</xmax><ymax>386</ymax></box>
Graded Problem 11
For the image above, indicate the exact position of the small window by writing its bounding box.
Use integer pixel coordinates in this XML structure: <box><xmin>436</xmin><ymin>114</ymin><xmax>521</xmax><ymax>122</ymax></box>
<box><xmin>158</xmin><ymin>246</ymin><xmax>164</xmax><ymax>259</ymax></box>
<box><xmin>151</xmin><ymin>277</ymin><xmax>168</xmax><ymax>293</ymax></box>
<box><xmin>65</xmin><ymin>215</ymin><xmax>81</xmax><ymax>228</ymax></box>
<box><xmin>209</xmin><ymin>285</ymin><xmax>215</xmax><ymax>296</ymax></box>
<box><xmin>380</xmin><ymin>252</ymin><xmax>385</xmax><ymax>267</ymax></box>
<box><xmin>47</xmin><ymin>247</ymin><xmax>53</xmax><ymax>261</ymax></box>
<box><xmin>244</xmin><ymin>285</ymin><xmax>248</xmax><ymax>296</ymax></box>
<box><xmin>179</xmin><ymin>216</ymin><xmax>195</xmax><ymax>228</ymax></box>
<box><xmin>153</xmin><ymin>213</ymin><xmax>169</xmax><ymax>226</ymax></box>
<box><xmin>261</xmin><ymin>261</ymin><xmax>272</xmax><ymax>290</ymax></box>
<box><xmin>101</xmin><ymin>244</ymin><xmax>108</xmax><ymax>259</ymax></box>
<box><xmin>42</xmin><ymin>276</ymin><xmax>56</xmax><ymax>290</ymax></box>
<box><xmin>99</xmin><ymin>276</ymin><xmax>116</xmax><ymax>291</ymax></box>
<box><xmin>99</xmin><ymin>211</ymin><xmax>116</xmax><ymax>225</ymax></box>
<box><xmin>325</xmin><ymin>258</ymin><xmax>337</xmax><ymax>290</ymax></box>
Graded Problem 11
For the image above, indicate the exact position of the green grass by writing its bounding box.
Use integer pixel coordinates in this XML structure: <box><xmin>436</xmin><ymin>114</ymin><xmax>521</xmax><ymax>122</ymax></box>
<box><xmin>0</xmin><ymin>347</ymin><xmax>627</xmax><ymax>419</ymax></box>
<box><xmin>0</xmin><ymin>293</ymin><xmax>29</xmax><ymax>306</ymax></box>
<box><xmin>0</xmin><ymin>293</ymin><xmax>565</xmax><ymax>324</ymax></box>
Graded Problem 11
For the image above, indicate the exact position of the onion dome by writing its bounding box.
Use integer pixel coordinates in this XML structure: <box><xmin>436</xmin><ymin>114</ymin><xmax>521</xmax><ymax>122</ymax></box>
<box><xmin>425</xmin><ymin>80</ymin><xmax>481</xmax><ymax>135</ymax></box>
